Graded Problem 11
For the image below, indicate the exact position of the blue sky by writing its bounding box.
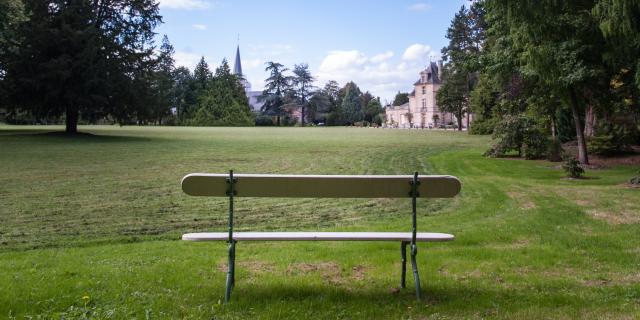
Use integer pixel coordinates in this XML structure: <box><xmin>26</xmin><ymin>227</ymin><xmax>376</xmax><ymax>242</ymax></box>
<box><xmin>156</xmin><ymin>0</ymin><xmax>469</xmax><ymax>103</ymax></box>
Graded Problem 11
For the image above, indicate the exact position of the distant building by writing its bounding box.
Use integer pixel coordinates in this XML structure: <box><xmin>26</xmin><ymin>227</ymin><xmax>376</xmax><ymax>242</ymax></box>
<box><xmin>385</xmin><ymin>61</ymin><xmax>471</xmax><ymax>129</ymax></box>
<box><xmin>232</xmin><ymin>45</ymin><xmax>264</xmax><ymax>112</ymax></box>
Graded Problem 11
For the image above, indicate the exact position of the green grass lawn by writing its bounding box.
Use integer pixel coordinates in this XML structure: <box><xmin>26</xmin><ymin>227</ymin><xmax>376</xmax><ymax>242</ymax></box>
<box><xmin>1</xmin><ymin>125</ymin><xmax>639</xmax><ymax>319</ymax></box>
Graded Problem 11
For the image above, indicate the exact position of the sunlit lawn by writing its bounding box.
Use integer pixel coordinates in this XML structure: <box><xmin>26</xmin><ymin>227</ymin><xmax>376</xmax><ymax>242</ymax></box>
<box><xmin>1</xmin><ymin>125</ymin><xmax>639</xmax><ymax>319</ymax></box>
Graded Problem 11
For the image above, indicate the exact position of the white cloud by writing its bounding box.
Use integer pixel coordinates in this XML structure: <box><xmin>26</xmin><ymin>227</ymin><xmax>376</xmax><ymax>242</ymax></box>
<box><xmin>402</xmin><ymin>43</ymin><xmax>435</xmax><ymax>61</ymax></box>
<box><xmin>159</xmin><ymin>0</ymin><xmax>210</xmax><ymax>10</ymax></box>
<box><xmin>244</xmin><ymin>58</ymin><xmax>263</xmax><ymax>69</ymax></box>
<box><xmin>174</xmin><ymin>51</ymin><xmax>202</xmax><ymax>69</ymax></box>
<box><xmin>408</xmin><ymin>3</ymin><xmax>432</xmax><ymax>12</ymax></box>
<box><xmin>370</xmin><ymin>51</ymin><xmax>394</xmax><ymax>63</ymax></box>
<box><xmin>315</xmin><ymin>44</ymin><xmax>443</xmax><ymax>103</ymax></box>
<box><xmin>318</xmin><ymin>50</ymin><xmax>368</xmax><ymax>72</ymax></box>
<box><xmin>191</xmin><ymin>24</ymin><xmax>207</xmax><ymax>30</ymax></box>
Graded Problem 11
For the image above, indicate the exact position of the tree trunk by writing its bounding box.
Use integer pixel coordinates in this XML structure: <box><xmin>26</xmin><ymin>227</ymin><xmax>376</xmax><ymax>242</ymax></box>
<box><xmin>301</xmin><ymin>105</ymin><xmax>305</xmax><ymax>126</ymax></box>
<box><xmin>568</xmin><ymin>87</ymin><xmax>589</xmax><ymax>164</ymax></box>
<box><xmin>466</xmin><ymin>112</ymin><xmax>470</xmax><ymax>132</ymax></box>
<box><xmin>584</xmin><ymin>104</ymin><xmax>595</xmax><ymax>137</ymax></box>
<box><xmin>65</xmin><ymin>106</ymin><xmax>79</xmax><ymax>134</ymax></box>
<box><xmin>457</xmin><ymin>111</ymin><xmax>463</xmax><ymax>131</ymax></box>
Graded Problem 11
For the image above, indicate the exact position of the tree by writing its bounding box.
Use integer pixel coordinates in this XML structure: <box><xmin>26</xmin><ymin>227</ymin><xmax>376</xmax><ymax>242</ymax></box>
<box><xmin>340</xmin><ymin>81</ymin><xmax>363</xmax><ymax>124</ymax></box>
<box><xmin>4</xmin><ymin>0</ymin><xmax>162</xmax><ymax>133</ymax></box>
<box><xmin>486</xmin><ymin>0</ymin><xmax>607</xmax><ymax>164</ymax></box>
<box><xmin>172</xmin><ymin>66</ymin><xmax>197</xmax><ymax>121</ymax></box>
<box><xmin>261</xmin><ymin>61</ymin><xmax>291</xmax><ymax>125</ymax></box>
<box><xmin>189</xmin><ymin>59</ymin><xmax>253</xmax><ymax>126</ymax></box>
<box><xmin>392</xmin><ymin>92</ymin><xmax>409</xmax><ymax>106</ymax></box>
<box><xmin>152</xmin><ymin>35</ymin><xmax>175</xmax><ymax>125</ymax></box>
<box><xmin>193</xmin><ymin>56</ymin><xmax>212</xmax><ymax>92</ymax></box>
<box><xmin>0</xmin><ymin>0</ymin><xmax>26</xmax><ymax>104</ymax></box>
<box><xmin>437</xmin><ymin>65</ymin><xmax>468</xmax><ymax>131</ymax></box>
<box><xmin>292</xmin><ymin>63</ymin><xmax>315</xmax><ymax>125</ymax></box>
<box><xmin>364</xmin><ymin>98</ymin><xmax>384</xmax><ymax>124</ymax></box>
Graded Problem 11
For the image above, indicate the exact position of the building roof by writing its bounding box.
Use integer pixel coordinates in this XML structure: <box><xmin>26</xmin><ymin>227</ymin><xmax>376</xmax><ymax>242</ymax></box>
<box><xmin>233</xmin><ymin>45</ymin><xmax>242</xmax><ymax>76</ymax></box>
<box><xmin>413</xmin><ymin>62</ymin><xmax>441</xmax><ymax>85</ymax></box>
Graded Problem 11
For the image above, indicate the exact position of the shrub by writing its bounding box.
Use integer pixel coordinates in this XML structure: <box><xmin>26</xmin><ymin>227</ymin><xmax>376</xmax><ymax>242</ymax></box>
<box><xmin>255</xmin><ymin>115</ymin><xmax>275</xmax><ymax>126</ymax></box>
<box><xmin>562</xmin><ymin>157</ymin><xmax>584</xmax><ymax>178</ymax></box>
<box><xmin>469</xmin><ymin>117</ymin><xmax>497</xmax><ymax>135</ymax></box>
<box><xmin>485</xmin><ymin>115</ymin><xmax>549</xmax><ymax>159</ymax></box>
<box><xmin>630</xmin><ymin>171</ymin><xmax>640</xmax><ymax>185</ymax></box>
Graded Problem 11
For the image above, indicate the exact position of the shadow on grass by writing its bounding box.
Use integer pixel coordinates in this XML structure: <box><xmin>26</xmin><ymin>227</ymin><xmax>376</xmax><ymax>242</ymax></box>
<box><xmin>224</xmin><ymin>281</ymin><xmax>592</xmax><ymax>312</ymax></box>
<box><xmin>0</xmin><ymin>130</ymin><xmax>156</xmax><ymax>143</ymax></box>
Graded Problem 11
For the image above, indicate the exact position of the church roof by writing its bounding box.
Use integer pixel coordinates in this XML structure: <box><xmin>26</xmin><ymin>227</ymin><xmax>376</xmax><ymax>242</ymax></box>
<box><xmin>233</xmin><ymin>45</ymin><xmax>242</xmax><ymax>76</ymax></box>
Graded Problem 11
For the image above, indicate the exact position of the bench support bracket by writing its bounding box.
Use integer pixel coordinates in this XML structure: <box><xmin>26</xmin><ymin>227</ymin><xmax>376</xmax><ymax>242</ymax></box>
<box><xmin>409</xmin><ymin>172</ymin><xmax>422</xmax><ymax>300</ymax></box>
<box><xmin>225</xmin><ymin>170</ymin><xmax>237</xmax><ymax>303</ymax></box>
<box><xmin>400</xmin><ymin>241</ymin><xmax>408</xmax><ymax>288</ymax></box>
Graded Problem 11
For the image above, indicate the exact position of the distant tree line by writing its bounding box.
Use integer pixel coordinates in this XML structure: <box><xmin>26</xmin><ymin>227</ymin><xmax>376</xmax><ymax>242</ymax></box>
<box><xmin>256</xmin><ymin>61</ymin><xmax>384</xmax><ymax>126</ymax></box>
<box><xmin>0</xmin><ymin>0</ymin><xmax>385</xmax><ymax>131</ymax></box>
<box><xmin>436</xmin><ymin>0</ymin><xmax>640</xmax><ymax>164</ymax></box>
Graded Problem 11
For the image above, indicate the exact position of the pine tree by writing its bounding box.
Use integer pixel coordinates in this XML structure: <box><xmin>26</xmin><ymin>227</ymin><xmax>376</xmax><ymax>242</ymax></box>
<box><xmin>340</xmin><ymin>82</ymin><xmax>363</xmax><ymax>124</ymax></box>
<box><xmin>292</xmin><ymin>63</ymin><xmax>315</xmax><ymax>125</ymax></box>
<box><xmin>4</xmin><ymin>0</ymin><xmax>162</xmax><ymax>133</ymax></box>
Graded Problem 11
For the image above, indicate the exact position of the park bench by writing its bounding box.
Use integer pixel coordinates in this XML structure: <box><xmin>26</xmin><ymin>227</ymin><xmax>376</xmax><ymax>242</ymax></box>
<box><xmin>181</xmin><ymin>171</ymin><xmax>461</xmax><ymax>302</ymax></box>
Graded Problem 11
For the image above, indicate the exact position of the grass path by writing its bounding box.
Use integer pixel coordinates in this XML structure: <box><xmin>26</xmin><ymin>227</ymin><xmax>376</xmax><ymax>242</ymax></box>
<box><xmin>0</xmin><ymin>125</ymin><xmax>639</xmax><ymax>319</ymax></box>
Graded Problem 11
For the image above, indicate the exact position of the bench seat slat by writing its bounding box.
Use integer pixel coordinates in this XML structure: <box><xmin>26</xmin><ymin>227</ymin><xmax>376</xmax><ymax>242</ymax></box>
<box><xmin>182</xmin><ymin>232</ymin><xmax>454</xmax><ymax>242</ymax></box>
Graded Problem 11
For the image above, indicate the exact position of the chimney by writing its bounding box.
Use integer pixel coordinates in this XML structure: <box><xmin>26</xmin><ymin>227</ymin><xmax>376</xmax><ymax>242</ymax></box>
<box><xmin>437</xmin><ymin>60</ymin><xmax>443</xmax><ymax>81</ymax></box>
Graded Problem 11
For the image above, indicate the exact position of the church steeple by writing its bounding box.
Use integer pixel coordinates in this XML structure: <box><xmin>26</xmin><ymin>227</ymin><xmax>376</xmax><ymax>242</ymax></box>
<box><xmin>233</xmin><ymin>45</ymin><xmax>243</xmax><ymax>76</ymax></box>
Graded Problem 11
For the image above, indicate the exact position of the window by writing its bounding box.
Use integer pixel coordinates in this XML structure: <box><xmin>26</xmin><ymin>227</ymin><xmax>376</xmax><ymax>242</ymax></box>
<box><xmin>421</xmin><ymin>99</ymin><xmax>426</xmax><ymax>110</ymax></box>
<box><xmin>422</xmin><ymin>86</ymin><xmax>426</xmax><ymax>94</ymax></box>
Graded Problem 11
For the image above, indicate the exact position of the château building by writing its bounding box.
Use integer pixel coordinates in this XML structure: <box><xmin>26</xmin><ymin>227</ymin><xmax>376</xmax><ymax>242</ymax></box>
<box><xmin>385</xmin><ymin>61</ymin><xmax>471</xmax><ymax>129</ymax></box>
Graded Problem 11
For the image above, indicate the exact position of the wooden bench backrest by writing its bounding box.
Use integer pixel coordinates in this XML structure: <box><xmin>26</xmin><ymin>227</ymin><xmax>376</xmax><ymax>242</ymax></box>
<box><xmin>182</xmin><ymin>174</ymin><xmax>461</xmax><ymax>198</ymax></box>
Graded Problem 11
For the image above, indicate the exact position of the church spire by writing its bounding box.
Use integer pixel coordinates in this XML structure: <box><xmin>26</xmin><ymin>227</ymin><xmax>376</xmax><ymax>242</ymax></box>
<box><xmin>233</xmin><ymin>45</ymin><xmax>243</xmax><ymax>76</ymax></box>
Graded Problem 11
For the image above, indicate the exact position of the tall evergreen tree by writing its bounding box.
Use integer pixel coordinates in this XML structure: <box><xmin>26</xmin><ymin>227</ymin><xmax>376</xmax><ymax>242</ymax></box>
<box><xmin>261</xmin><ymin>61</ymin><xmax>291</xmax><ymax>125</ymax></box>
<box><xmin>4</xmin><ymin>0</ymin><xmax>162</xmax><ymax>133</ymax></box>
<box><xmin>292</xmin><ymin>63</ymin><xmax>315</xmax><ymax>125</ymax></box>
<box><xmin>193</xmin><ymin>56</ymin><xmax>212</xmax><ymax>91</ymax></box>
<box><xmin>437</xmin><ymin>65</ymin><xmax>469</xmax><ymax>131</ymax></box>
<box><xmin>190</xmin><ymin>59</ymin><xmax>253</xmax><ymax>126</ymax></box>
<box><xmin>153</xmin><ymin>35</ymin><xmax>175</xmax><ymax>124</ymax></box>
<box><xmin>340</xmin><ymin>81</ymin><xmax>363</xmax><ymax>124</ymax></box>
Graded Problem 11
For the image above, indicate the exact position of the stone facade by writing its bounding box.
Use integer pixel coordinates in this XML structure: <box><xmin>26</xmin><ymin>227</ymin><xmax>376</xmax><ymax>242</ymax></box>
<box><xmin>385</xmin><ymin>62</ymin><xmax>470</xmax><ymax>129</ymax></box>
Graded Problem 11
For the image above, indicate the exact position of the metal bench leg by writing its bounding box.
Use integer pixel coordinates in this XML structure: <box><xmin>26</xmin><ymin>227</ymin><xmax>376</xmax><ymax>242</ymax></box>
<box><xmin>401</xmin><ymin>241</ymin><xmax>408</xmax><ymax>288</ymax></box>
<box><xmin>410</xmin><ymin>243</ymin><xmax>422</xmax><ymax>300</ymax></box>
<box><xmin>225</xmin><ymin>240</ymin><xmax>236</xmax><ymax>303</ymax></box>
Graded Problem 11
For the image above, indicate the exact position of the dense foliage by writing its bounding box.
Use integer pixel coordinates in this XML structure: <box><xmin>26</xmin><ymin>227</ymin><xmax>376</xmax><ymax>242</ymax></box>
<box><xmin>438</xmin><ymin>0</ymin><xmax>640</xmax><ymax>164</ymax></box>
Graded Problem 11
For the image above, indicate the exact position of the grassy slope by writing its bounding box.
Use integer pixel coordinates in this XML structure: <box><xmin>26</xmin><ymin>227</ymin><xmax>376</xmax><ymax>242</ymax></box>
<box><xmin>0</xmin><ymin>125</ymin><xmax>638</xmax><ymax>319</ymax></box>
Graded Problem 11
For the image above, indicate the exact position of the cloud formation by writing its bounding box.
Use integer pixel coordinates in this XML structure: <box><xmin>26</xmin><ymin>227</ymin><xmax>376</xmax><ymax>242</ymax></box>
<box><xmin>191</xmin><ymin>24</ymin><xmax>207</xmax><ymax>30</ymax></box>
<box><xmin>316</xmin><ymin>44</ymin><xmax>440</xmax><ymax>103</ymax></box>
<box><xmin>159</xmin><ymin>0</ymin><xmax>210</xmax><ymax>10</ymax></box>
<box><xmin>174</xmin><ymin>51</ymin><xmax>202</xmax><ymax>69</ymax></box>
<box><xmin>402</xmin><ymin>43</ymin><xmax>437</xmax><ymax>61</ymax></box>
<box><xmin>407</xmin><ymin>3</ymin><xmax>432</xmax><ymax>12</ymax></box>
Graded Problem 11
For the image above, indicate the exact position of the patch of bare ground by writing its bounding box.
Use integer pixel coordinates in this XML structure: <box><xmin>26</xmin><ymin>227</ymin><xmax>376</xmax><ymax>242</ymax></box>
<box><xmin>587</xmin><ymin>209</ymin><xmax>640</xmax><ymax>225</ymax></box>
<box><xmin>217</xmin><ymin>260</ymin><xmax>275</xmax><ymax>274</ymax></box>
<box><xmin>287</xmin><ymin>262</ymin><xmax>342</xmax><ymax>285</ymax></box>
<box><xmin>506</xmin><ymin>191</ymin><xmax>537</xmax><ymax>210</ymax></box>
